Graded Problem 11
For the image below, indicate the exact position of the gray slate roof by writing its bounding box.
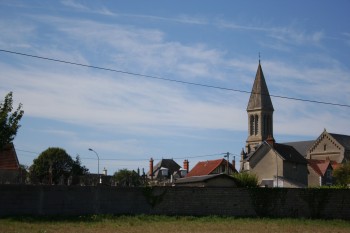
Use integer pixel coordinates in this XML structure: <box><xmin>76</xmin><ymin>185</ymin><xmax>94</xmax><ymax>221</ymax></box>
<box><xmin>175</xmin><ymin>173</ymin><xmax>235</xmax><ymax>184</ymax></box>
<box><xmin>149</xmin><ymin>159</ymin><xmax>181</xmax><ymax>179</ymax></box>
<box><xmin>273</xmin><ymin>143</ymin><xmax>308</xmax><ymax>164</ymax></box>
<box><xmin>247</xmin><ymin>62</ymin><xmax>274</xmax><ymax>111</ymax></box>
<box><xmin>329</xmin><ymin>133</ymin><xmax>350</xmax><ymax>150</ymax></box>
<box><xmin>283</xmin><ymin>140</ymin><xmax>315</xmax><ymax>157</ymax></box>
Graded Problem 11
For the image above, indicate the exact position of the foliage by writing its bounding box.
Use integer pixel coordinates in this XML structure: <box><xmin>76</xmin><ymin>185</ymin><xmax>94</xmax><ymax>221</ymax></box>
<box><xmin>113</xmin><ymin>169</ymin><xmax>141</xmax><ymax>187</ymax></box>
<box><xmin>333</xmin><ymin>162</ymin><xmax>350</xmax><ymax>187</ymax></box>
<box><xmin>0</xmin><ymin>92</ymin><xmax>24</xmax><ymax>149</ymax></box>
<box><xmin>232</xmin><ymin>172</ymin><xmax>259</xmax><ymax>187</ymax></box>
<box><xmin>29</xmin><ymin>147</ymin><xmax>88</xmax><ymax>184</ymax></box>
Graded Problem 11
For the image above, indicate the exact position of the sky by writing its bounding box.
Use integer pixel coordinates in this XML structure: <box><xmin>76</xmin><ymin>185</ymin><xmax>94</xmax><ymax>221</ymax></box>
<box><xmin>1</xmin><ymin>0</ymin><xmax>350</xmax><ymax>175</ymax></box>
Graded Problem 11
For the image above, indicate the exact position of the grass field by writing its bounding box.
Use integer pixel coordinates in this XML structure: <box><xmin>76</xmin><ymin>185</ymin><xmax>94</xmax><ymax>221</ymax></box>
<box><xmin>1</xmin><ymin>215</ymin><xmax>350</xmax><ymax>233</ymax></box>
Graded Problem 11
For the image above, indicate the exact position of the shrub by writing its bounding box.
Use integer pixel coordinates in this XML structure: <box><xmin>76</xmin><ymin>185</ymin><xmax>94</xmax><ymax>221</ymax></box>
<box><xmin>233</xmin><ymin>172</ymin><xmax>259</xmax><ymax>187</ymax></box>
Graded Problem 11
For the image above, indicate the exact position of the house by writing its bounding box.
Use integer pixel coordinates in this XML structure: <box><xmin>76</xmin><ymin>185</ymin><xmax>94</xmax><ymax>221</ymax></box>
<box><xmin>174</xmin><ymin>173</ymin><xmax>237</xmax><ymax>187</ymax></box>
<box><xmin>186</xmin><ymin>158</ymin><xmax>237</xmax><ymax>177</ymax></box>
<box><xmin>0</xmin><ymin>143</ymin><xmax>22</xmax><ymax>184</ymax></box>
<box><xmin>147</xmin><ymin>158</ymin><xmax>183</xmax><ymax>184</ymax></box>
<box><xmin>242</xmin><ymin>138</ymin><xmax>308</xmax><ymax>188</ymax></box>
<box><xmin>307</xmin><ymin>158</ymin><xmax>339</xmax><ymax>187</ymax></box>
<box><xmin>240</xmin><ymin>61</ymin><xmax>308</xmax><ymax>188</ymax></box>
<box><xmin>307</xmin><ymin>129</ymin><xmax>350</xmax><ymax>163</ymax></box>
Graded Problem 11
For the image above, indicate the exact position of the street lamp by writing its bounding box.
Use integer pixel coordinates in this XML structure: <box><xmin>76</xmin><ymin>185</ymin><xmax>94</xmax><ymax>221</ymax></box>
<box><xmin>88</xmin><ymin>148</ymin><xmax>100</xmax><ymax>176</ymax></box>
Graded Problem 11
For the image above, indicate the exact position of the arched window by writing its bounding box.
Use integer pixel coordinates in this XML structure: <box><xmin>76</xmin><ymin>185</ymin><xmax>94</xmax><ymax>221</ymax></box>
<box><xmin>250</xmin><ymin>115</ymin><xmax>254</xmax><ymax>136</ymax></box>
<box><xmin>255</xmin><ymin>115</ymin><xmax>259</xmax><ymax>135</ymax></box>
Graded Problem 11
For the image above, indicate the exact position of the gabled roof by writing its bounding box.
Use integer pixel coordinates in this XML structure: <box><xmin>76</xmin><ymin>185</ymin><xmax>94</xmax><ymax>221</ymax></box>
<box><xmin>283</xmin><ymin>140</ymin><xmax>315</xmax><ymax>158</ymax></box>
<box><xmin>0</xmin><ymin>143</ymin><xmax>20</xmax><ymax>170</ymax></box>
<box><xmin>274</xmin><ymin>143</ymin><xmax>307</xmax><ymax>164</ymax></box>
<box><xmin>329</xmin><ymin>133</ymin><xmax>350</xmax><ymax>150</ymax></box>
<box><xmin>308</xmin><ymin>159</ymin><xmax>335</xmax><ymax>176</ymax></box>
<box><xmin>247</xmin><ymin>62</ymin><xmax>274</xmax><ymax>112</ymax></box>
<box><xmin>148</xmin><ymin>159</ymin><xmax>181</xmax><ymax>178</ymax></box>
<box><xmin>246</xmin><ymin>141</ymin><xmax>307</xmax><ymax>164</ymax></box>
<box><xmin>186</xmin><ymin>158</ymin><xmax>235</xmax><ymax>177</ymax></box>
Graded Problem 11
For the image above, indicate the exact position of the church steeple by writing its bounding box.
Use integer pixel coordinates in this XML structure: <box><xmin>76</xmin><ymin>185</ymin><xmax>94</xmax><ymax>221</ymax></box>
<box><xmin>247</xmin><ymin>62</ymin><xmax>274</xmax><ymax>112</ymax></box>
<box><xmin>245</xmin><ymin>61</ymin><xmax>274</xmax><ymax>153</ymax></box>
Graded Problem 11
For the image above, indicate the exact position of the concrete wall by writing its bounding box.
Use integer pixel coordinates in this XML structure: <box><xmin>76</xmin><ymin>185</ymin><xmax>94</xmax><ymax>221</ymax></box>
<box><xmin>1</xmin><ymin>185</ymin><xmax>350</xmax><ymax>219</ymax></box>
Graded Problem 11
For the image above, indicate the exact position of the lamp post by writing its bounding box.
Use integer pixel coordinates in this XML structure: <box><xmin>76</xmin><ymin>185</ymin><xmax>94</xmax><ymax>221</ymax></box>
<box><xmin>88</xmin><ymin>148</ymin><xmax>100</xmax><ymax>176</ymax></box>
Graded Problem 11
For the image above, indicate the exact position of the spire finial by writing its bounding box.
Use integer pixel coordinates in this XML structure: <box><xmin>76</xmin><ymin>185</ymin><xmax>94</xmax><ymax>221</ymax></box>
<box><xmin>258</xmin><ymin>52</ymin><xmax>261</xmax><ymax>64</ymax></box>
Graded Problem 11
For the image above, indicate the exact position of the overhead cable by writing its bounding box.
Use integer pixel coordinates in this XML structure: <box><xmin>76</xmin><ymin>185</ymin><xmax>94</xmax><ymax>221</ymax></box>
<box><xmin>1</xmin><ymin>49</ymin><xmax>349</xmax><ymax>108</ymax></box>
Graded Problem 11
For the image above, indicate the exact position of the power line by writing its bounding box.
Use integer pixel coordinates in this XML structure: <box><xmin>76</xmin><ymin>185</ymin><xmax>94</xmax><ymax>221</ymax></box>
<box><xmin>16</xmin><ymin>147</ymin><xmax>225</xmax><ymax>162</ymax></box>
<box><xmin>1</xmin><ymin>48</ymin><xmax>349</xmax><ymax>108</ymax></box>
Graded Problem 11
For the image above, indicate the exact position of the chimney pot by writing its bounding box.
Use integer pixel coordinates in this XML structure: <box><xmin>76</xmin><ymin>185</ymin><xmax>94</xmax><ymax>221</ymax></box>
<box><xmin>149</xmin><ymin>158</ymin><xmax>154</xmax><ymax>180</ymax></box>
<box><xmin>183</xmin><ymin>159</ymin><xmax>189</xmax><ymax>173</ymax></box>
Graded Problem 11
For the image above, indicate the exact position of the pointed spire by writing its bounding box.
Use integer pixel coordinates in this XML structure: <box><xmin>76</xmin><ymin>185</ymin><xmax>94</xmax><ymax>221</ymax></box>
<box><xmin>247</xmin><ymin>62</ymin><xmax>274</xmax><ymax>111</ymax></box>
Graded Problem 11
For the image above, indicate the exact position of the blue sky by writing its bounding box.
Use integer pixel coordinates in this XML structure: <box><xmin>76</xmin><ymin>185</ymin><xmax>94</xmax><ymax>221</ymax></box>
<box><xmin>1</xmin><ymin>0</ymin><xmax>350</xmax><ymax>174</ymax></box>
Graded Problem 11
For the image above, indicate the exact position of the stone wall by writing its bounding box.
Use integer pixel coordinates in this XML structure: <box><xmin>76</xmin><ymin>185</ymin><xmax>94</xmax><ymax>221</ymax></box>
<box><xmin>1</xmin><ymin>185</ymin><xmax>350</xmax><ymax>219</ymax></box>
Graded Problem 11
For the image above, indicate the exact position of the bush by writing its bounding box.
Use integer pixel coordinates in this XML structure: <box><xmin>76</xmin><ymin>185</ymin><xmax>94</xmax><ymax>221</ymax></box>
<box><xmin>233</xmin><ymin>172</ymin><xmax>259</xmax><ymax>187</ymax></box>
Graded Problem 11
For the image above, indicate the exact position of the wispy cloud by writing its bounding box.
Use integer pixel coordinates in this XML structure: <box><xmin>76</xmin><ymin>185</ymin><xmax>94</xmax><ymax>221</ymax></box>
<box><xmin>1</xmin><ymin>4</ymin><xmax>349</xmax><ymax>150</ymax></box>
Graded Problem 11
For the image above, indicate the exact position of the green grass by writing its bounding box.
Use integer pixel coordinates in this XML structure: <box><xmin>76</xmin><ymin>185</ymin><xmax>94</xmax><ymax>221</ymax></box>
<box><xmin>1</xmin><ymin>215</ymin><xmax>350</xmax><ymax>233</ymax></box>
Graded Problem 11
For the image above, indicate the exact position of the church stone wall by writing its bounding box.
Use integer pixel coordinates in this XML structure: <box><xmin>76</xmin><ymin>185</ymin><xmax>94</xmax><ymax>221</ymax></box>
<box><xmin>1</xmin><ymin>185</ymin><xmax>350</xmax><ymax>220</ymax></box>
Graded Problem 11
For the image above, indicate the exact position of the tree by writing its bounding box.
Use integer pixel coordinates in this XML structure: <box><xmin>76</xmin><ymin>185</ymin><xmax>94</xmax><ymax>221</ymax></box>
<box><xmin>113</xmin><ymin>169</ymin><xmax>141</xmax><ymax>187</ymax></box>
<box><xmin>0</xmin><ymin>92</ymin><xmax>24</xmax><ymax>149</ymax></box>
<box><xmin>333</xmin><ymin>162</ymin><xmax>350</xmax><ymax>187</ymax></box>
<box><xmin>232</xmin><ymin>172</ymin><xmax>259</xmax><ymax>188</ymax></box>
<box><xmin>29</xmin><ymin>147</ymin><xmax>88</xmax><ymax>184</ymax></box>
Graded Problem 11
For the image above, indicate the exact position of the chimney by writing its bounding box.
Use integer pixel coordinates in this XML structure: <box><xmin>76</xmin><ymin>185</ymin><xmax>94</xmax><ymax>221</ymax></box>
<box><xmin>149</xmin><ymin>158</ymin><xmax>154</xmax><ymax>180</ymax></box>
<box><xmin>183</xmin><ymin>159</ymin><xmax>189</xmax><ymax>173</ymax></box>
<box><xmin>232</xmin><ymin>159</ymin><xmax>236</xmax><ymax>171</ymax></box>
<box><xmin>266</xmin><ymin>134</ymin><xmax>275</xmax><ymax>147</ymax></box>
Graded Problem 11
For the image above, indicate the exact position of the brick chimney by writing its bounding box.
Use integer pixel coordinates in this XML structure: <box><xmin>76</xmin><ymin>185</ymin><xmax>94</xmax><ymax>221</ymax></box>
<box><xmin>266</xmin><ymin>134</ymin><xmax>275</xmax><ymax>147</ymax></box>
<box><xmin>183</xmin><ymin>159</ymin><xmax>189</xmax><ymax>173</ymax></box>
<box><xmin>232</xmin><ymin>159</ymin><xmax>236</xmax><ymax>171</ymax></box>
<box><xmin>149</xmin><ymin>158</ymin><xmax>154</xmax><ymax>180</ymax></box>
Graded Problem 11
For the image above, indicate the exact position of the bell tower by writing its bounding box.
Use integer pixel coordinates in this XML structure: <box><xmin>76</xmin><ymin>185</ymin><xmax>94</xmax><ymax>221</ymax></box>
<box><xmin>245</xmin><ymin>60</ymin><xmax>274</xmax><ymax>153</ymax></box>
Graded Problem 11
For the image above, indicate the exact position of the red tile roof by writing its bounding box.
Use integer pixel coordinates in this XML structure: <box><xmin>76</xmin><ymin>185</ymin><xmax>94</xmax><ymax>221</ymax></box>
<box><xmin>0</xmin><ymin>143</ymin><xmax>20</xmax><ymax>170</ymax></box>
<box><xmin>186</xmin><ymin>158</ymin><xmax>235</xmax><ymax>177</ymax></box>
<box><xmin>308</xmin><ymin>159</ymin><xmax>337</xmax><ymax>176</ymax></box>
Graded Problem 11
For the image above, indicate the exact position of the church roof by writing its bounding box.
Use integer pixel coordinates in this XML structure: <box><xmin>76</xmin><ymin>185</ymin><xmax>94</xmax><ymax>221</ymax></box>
<box><xmin>247</xmin><ymin>62</ymin><xmax>274</xmax><ymax>111</ymax></box>
<box><xmin>283</xmin><ymin>140</ymin><xmax>315</xmax><ymax>157</ymax></box>
<box><xmin>273</xmin><ymin>143</ymin><xmax>307</xmax><ymax>164</ymax></box>
<box><xmin>245</xmin><ymin>142</ymin><xmax>307</xmax><ymax>164</ymax></box>
<box><xmin>329</xmin><ymin>133</ymin><xmax>350</xmax><ymax>150</ymax></box>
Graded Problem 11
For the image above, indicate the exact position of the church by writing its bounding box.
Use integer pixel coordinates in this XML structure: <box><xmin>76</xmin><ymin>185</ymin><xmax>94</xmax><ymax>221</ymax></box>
<box><xmin>239</xmin><ymin>61</ymin><xmax>350</xmax><ymax>188</ymax></box>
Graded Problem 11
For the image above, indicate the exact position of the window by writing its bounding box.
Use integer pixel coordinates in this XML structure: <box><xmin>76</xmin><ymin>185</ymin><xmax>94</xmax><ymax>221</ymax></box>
<box><xmin>250</xmin><ymin>115</ymin><xmax>254</xmax><ymax>136</ymax></box>
<box><xmin>255</xmin><ymin>115</ymin><xmax>259</xmax><ymax>135</ymax></box>
<box><xmin>324</xmin><ymin>144</ymin><xmax>327</xmax><ymax>151</ymax></box>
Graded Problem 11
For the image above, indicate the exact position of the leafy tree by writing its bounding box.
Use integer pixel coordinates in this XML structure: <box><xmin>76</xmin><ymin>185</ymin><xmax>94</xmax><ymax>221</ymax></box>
<box><xmin>232</xmin><ymin>172</ymin><xmax>259</xmax><ymax>188</ymax></box>
<box><xmin>113</xmin><ymin>169</ymin><xmax>141</xmax><ymax>187</ymax></box>
<box><xmin>71</xmin><ymin>155</ymin><xmax>89</xmax><ymax>176</ymax></box>
<box><xmin>0</xmin><ymin>92</ymin><xmax>24</xmax><ymax>149</ymax></box>
<box><xmin>29</xmin><ymin>147</ymin><xmax>88</xmax><ymax>184</ymax></box>
<box><xmin>333</xmin><ymin>162</ymin><xmax>350</xmax><ymax>187</ymax></box>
